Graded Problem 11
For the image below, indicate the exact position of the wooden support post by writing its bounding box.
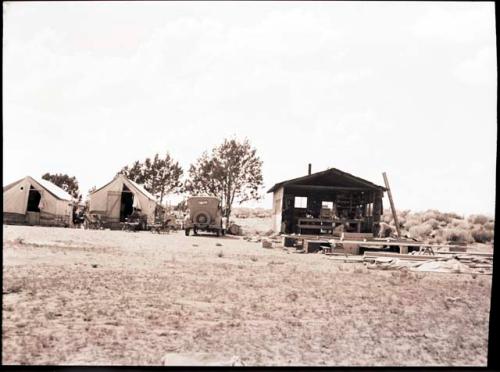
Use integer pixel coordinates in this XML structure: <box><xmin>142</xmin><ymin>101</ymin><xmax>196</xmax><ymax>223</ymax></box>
<box><xmin>382</xmin><ymin>172</ymin><xmax>401</xmax><ymax>238</ymax></box>
<box><xmin>372</xmin><ymin>191</ymin><xmax>383</xmax><ymax>236</ymax></box>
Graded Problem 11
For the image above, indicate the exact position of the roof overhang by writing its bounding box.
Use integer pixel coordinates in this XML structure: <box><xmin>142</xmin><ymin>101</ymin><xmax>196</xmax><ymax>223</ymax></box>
<box><xmin>267</xmin><ymin>168</ymin><xmax>386</xmax><ymax>193</ymax></box>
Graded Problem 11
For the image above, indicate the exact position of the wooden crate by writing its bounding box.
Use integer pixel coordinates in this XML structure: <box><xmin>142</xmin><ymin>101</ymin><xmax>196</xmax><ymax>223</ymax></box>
<box><xmin>342</xmin><ymin>232</ymin><xmax>373</xmax><ymax>240</ymax></box>
<box><xmin>304</xmin><ymin>240</ymin><xmax>330</xmax><ymax>253</ymax></box>
<box><xmin>342</xmin><ymin>243</ymin><xmax>360</xmax><ymax>255</ymax></box>
<box><xmin>283</xmin><ymin>236</ymin><xmax>296</xmax><ymax>247</ymax></box>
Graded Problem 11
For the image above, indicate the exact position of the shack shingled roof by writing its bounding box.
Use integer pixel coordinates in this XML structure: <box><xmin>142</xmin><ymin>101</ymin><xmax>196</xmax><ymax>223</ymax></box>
<box><xmin>267</xmin><ymin>167</ymin><xmax>386</xmax><ymax>193</ymax></box>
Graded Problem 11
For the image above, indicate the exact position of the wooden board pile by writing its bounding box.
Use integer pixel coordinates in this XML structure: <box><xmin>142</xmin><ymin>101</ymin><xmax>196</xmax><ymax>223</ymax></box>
<box><xmin>362</xmin><ymin>252</ymin><xmax>493</xmax><ymax>274</ymax></box>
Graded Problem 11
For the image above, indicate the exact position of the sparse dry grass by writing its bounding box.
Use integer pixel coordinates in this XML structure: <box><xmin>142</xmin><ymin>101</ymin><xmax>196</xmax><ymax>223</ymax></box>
<box><xmin>2</xmin><ymin>225</ymin><xmax>492</xmax><ymax>366</ymax></box>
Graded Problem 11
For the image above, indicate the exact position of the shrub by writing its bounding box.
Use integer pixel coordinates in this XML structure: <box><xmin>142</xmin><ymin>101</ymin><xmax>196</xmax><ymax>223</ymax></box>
<box><xmin>429</xmin><ymin>235</ymin><xmax>445</xmax><ymax>245</ymax></box>
<box><xmin>395</xmin><ymin>215</ymin><xmax>406</xmax><ymax>228</ymax></box>
<box><xmin>422</xmin><ymin>210</ymin><xmax>439</xmax><ymax>222</ymax></box>
<box><xmin>445</xmin><ymin>212</ymin><xmax>463</xmax><ymax>220</ymax></box>
<box><xmin>382</xmin><ymin>213</ymin><xmax>406</xmax><ymax>229</ymax></box>
<box><xmin>468</xmin><ymin>214</ymin><xmax>490</xmax><ymax>225</ymax></box>
<box><xmin>442</xmin><ymin>228</ymin><xmax>473</xmax><ymax>244</ymax></box>
<box><xmin>424</xmin><ymin>210</ymin><xmax>453</xmax><ymax>224</ymax></box>
<box><xmin>450</xmin><ymin>219</ymin><xmax>469</xmax><ymax>230</ymax></box>
<box><xmin>399</xmin><ymin>210</ymin><xmax>412</xmax><ymax>219</ymax></box>
<box><xmin>404</xmin><ymin>216</ymin><xmax>423</xmax><ymax>230</ymax></box>
<box><xmin>426</xmin><ymin>218</ymin><xmax>440</xmax><ymax>229</ymax></box>
<box><xmin>382</xmin><ymin>214</ymin><xmax>392</xmax><ymax>224</ymax></box>
<box><xmin>408</xmin><ymin>224</ymin><xmax>433</xmax><ymax>239</ymax></box>
<box><xmin>471</xmin><ymin>227</ymin><xmax>494</xmax><ymax>243</ymax></box>
<box><xmin>421</xmin><ymin>209</ymin><xmax>451</xmax><ymax>223</ymax></box>
<box><xmin>484</xmin><ymin>222</ymin><xmax>495</xmax><ymax>231</ymax></box>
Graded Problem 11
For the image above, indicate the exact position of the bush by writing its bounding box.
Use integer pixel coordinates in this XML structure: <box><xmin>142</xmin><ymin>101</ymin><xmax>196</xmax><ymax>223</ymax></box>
<box><xmin>408</xmin><ymin>224</ymin><xmax>433</xmax><ymax>239</ymax></box>
<box><xmin>426</xmin><ymin>218</ymin><xmax>440</xmax><ymax>229</ymax></box>
<box><xmin>382</xmin><ymin>210</ymin><xmax>407</xmax><ymax>227</ymax></box>
<box><xmin>468</xmin><ymin>214</ymin><xmax>490</xmax><ymax>225</ymax></box>
<box><xmin>396</xmin><ymin>215</ymin><xmax>407</xmax><ymax>228</ymax></box>
<box><xmin>422</xmin><ymin>210</ymin><xmax>464</xmax><ymax>224</ymax></box>
<box><xmin>428</xmin><ymin>235</ymin><xmax>445</xmax><ymax>245</ymax></box>
<box><xmin>471</xmin><ymin>227</ymin><xmax>494</xmax><ymax>243</ymax></box>
<box><xmin>442</xmin><ymin>228</ymin><xmax>473</xmax><ymax>244</ymax></box>
<box><xmin>445</xmin><ymin>212</ymin><xmax>463</xmax><ymax>220</ymax></box>
<box><xmin>382</xmin><ymin>214</ymin><xmax>392</xmax><ymax>224</ymax></box>
<box><xmin>404</xmin><ymin>216</ymin><xmax>423</xmax><ymax>230</ymax></box>
<box><xmin>450</xmin><ymin>219</ymin><xmax>469</xmax><ymax>230</ymax></box>
<box><xmin>422</xmin><ymin>210</ymin><xmax>439</xmax><ymax>222</ymax></box>
<box><xmin>421</xmin><ymin>209</ymin><xmax>451</xmax><ymax>224</ymax></box>
<box><xmin>484</xmin><ymin>222</ymin><xmax>495</xmax><ymax>231</ymax></box>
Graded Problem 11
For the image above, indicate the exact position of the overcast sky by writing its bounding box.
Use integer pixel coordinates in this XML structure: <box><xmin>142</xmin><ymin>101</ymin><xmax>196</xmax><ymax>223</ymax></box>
<box><xmin>3</xmin><ymin>1</ymin><xmax>497</xmax><ymax>216</ymax></box>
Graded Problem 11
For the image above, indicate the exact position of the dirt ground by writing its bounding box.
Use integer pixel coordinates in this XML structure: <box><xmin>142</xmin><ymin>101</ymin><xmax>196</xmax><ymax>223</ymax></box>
<box><xmin>2</xmin><ymin>225</ymin><xmax>492</xmax><ymax>366</ymax></box>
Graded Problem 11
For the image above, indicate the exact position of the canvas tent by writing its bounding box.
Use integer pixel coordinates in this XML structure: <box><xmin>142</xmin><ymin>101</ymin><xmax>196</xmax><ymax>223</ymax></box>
<box><xmin>88</xmin><ymin>174</ymin><xmax>158</xmax><ymax>228</ymax></box>
<box><xmin>3</xmin><ymin>176</ymin><xmax>74</xmax><ymax>227</ymax></box>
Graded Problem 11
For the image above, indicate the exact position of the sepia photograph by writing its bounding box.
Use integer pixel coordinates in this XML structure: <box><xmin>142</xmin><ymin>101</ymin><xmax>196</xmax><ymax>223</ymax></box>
<box><xmin>2</xmin><ymin>1</ymin><xmax>496</xmax><ymax>366</ymax></box>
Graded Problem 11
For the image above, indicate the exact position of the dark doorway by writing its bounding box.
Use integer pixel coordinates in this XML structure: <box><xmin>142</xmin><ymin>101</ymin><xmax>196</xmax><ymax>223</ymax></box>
<box><xmin>27</xmin><ymin>186</ymin><xmax>41</xmax><ymax>212</ymax></box>
<box><xmin>119</xmin><ymin>185</ymin><xmax>134</xmax><ymax>222</ymax></box>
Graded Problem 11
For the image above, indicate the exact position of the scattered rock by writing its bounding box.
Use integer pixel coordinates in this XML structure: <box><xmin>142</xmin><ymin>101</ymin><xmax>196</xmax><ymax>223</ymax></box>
<box><xmin>264</xmin><ymin>229</ymin><xmax>275</xmax><ymax>237</ymax></box>
<box><xmin>261</xmin><ymin>239</ymin><xmax>272</xmax><ymax>249</ymax></box>
<box><xmin>244</xmin><ymin>235</ymin><xmax>262</xmax><ymax>243</ymax></box>
<box><xmin>286</xmin><ymin>291</ymin><xmax>299</xmax><ymax>302</ymax></box>
<box><xmin>228</xmin><ymin>224</ymin><xmax>241</xmax><ymax>236</ymax></box>
<box><xmin>215</xmin><ymin>243</ymin><xmax>223</xmax><ymax>247</ymax></box>
<box><xmin>91</xmin><ymin>264</ymin><xmax>98</xmax><ymax>268</ymax></box>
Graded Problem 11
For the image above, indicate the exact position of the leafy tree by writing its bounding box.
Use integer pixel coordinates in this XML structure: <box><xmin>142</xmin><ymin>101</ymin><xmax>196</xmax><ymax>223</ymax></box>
<box><xmin>120</xmin><ymin>161</ymin><xmax>145</xmax><ymax>184</ymax></box>
<box><xmin>42</xmin><ymin>173</ymin><xmax>81</xmax><ymax>200</ymax></box>
<box><xmin>119</xmin><ymin>152</ymin><xmax>183</xmax><ymax>204</ymax></box>
<box><xmin>185</xmin><ymin>138</ymin><xmax>264</xmax><ymax>222</ymax></box>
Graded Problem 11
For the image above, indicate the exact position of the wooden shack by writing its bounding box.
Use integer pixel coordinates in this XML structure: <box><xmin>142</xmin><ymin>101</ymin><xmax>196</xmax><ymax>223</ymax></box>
<box><xmin>268</xmin><ymin>165</ymin><xmax>386</xmax><ymax>236</ymax></box>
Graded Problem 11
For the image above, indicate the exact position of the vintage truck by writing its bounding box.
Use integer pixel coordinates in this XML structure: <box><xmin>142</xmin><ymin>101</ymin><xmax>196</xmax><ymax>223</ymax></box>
<box><xmin>184</xmin><ymin>196</ymin><xmax>226</xmax><ymax>237</ymax></box>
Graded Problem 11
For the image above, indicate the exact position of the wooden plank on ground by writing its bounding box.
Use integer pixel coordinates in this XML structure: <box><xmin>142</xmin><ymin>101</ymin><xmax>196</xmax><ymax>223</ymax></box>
<box><xmin>363</xmin><ymin>252</ymin><xmax>447</xmax><ymax>261</ymax></box>
<box><xmin>331</xmin><ymin>239</ymin><xmax>490</xmax><ymax>252</ymax></box>
<box><xmin>327</xmin><ymin>256</ymin><xmax>365</xmax><ymax>263</ymax></box>
<box><xmin>341</xmin><ymin>232</ymin><xmax>374</xmax><ymax>239</ymax></box>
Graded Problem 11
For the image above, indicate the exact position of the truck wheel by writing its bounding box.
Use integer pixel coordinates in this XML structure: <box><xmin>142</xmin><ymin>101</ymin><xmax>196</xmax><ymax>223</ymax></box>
<box><xmin>185</xmin><ymin>228</ymin><xmax>190</xmax><ymax>236</ymax></box>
